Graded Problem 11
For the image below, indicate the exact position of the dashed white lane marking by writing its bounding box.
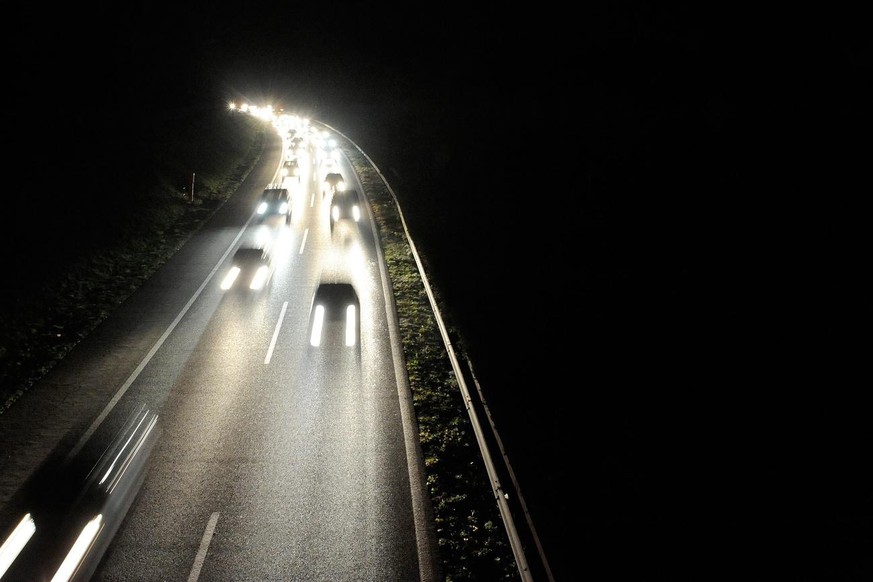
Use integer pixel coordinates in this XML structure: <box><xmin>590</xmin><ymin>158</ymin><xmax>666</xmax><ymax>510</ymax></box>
<box><xmin>265</xmin><ymin>301</ymin><xmax>289</xmax><ymax>364</ymax></box>
<box><xmin>188</xmin><ymin>512</ymin><xmax>220</xmax><ymax>582</ymax></box>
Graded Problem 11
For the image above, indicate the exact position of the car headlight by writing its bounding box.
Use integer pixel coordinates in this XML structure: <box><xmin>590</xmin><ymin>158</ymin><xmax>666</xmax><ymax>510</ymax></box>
<box><xmin>256</xmin><ymin>202</ymin><xmax>267</xmax><ymax>215</ymax></box>
<box><xmin>220</xmin><ymin>267</ymin><xmax>241</xmax><ymax>290</ymax></box>
<box><xmin>250</xmin><ymin>266</ymin><xmax>270</xmax><ymax>290</ymax></box>
<box><xmin>345</xmin><ymin>304</ymin><xmax>357</xmax><ymax>346</ymax></box>
<box><xmin>279</xmin><ymin>202</ymin><xmax>289</xmax><ymax>214</ymax></box>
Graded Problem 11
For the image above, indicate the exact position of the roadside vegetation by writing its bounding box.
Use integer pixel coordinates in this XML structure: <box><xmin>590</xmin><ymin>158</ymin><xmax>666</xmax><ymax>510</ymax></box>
<box><xmin>0</xmin><ymin>105</ymin><xmax>518</xmax><ymax>580</ymax></box>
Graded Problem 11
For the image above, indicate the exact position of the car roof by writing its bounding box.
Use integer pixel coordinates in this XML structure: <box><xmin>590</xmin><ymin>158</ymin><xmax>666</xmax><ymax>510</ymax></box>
<box><xmin>313</xmin><ymin>282</ymin><xmax>359</xmax><ymax>307</ymax></box>
<box><xmin>261</xmin><ymin>188</ymin><xmax>289</xmax><ymax>199</ymax></box>
<box><xmin>233</xmin><ymin>247</ymin><xmax>269</xmax><ymax>262</ymax></box>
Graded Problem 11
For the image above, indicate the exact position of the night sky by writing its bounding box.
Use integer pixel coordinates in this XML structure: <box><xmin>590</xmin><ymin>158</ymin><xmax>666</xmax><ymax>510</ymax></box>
<box><xmin>4</xmin><ymin>3</ymin><xmax>870</xmax><ymax>579</ymax></box>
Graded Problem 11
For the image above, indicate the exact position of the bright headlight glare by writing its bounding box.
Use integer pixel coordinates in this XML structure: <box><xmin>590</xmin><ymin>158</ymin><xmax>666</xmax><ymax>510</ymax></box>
<box><xmin>0</xmin><ymin>513</ymin><xmax>36</xmax><ymax>578</ymax></box>
<box><xmin>220</xmin><ymin>267</ymin><xmax>241</xmax><ymax>290</ymax></box>
<box><xmin>310</xmin><ymin>305</ymin><xmax>325</xmax><ymax>346</ymax></box>
<box><xmin>331</xmin><ymin>206</ymin><xmax>339</xmax><ymax>222</ymax></box>
<box><xmin>51</xmin><ymin>514</ymin><xmax>103</xmax><ymax>582</ymax></box>
<box><xmin>256</xmin><ymin>202</ymin><xmax>267</xmax><ymax>214</ymax></box>
<box><xmin>352</xmin><ymin>206</ymin><xmax>360</xmax><ymax>222</ymax></box>
<box><xmin>250</xmin><ymin>266</ymin><xmax>270</xmax><ymax>290</ymax></box>
<box><xmin>279</xmin><ymin>202</ymin><xmax>289</xmax><ymax>214</ymax></box>
<box><xmin>345</xmin><ymin>305</ymin><xmax>357</xmax><ymax>346</ymax></box>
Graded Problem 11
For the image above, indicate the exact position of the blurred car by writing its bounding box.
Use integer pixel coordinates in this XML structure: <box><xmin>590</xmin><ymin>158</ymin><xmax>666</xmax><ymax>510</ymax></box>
<box><xmin>220</xmin><ymin>247</ymin><xmax>274</xmax><ymax>291</ymax></box>
<box><xmin>256</xmin><ymin>187</ymin><xmax>292</xmax><ymax>224</ymax></box>
<box><xmin>281</xmin><ymin>157</ymin><xmax>301</xmax><ymax>182</ymax></box>
<box><xmin>318</xmin><ymin>144</ymin><xmax>340</xmax><ymax>170</ymax></box>
<box><xmin>308</xmin><ymin>282</ymin><xmax>360</xmax><ymax>347</ymax></box>
<box><xmin>0</xmin><ymin>404</ymin><xmax>159</xmax><ymax>582</ymax></box>
<box><xmin>330</xmin><ymin>189</ymin><xmax>361</xmax><ymax>233</ymax></box>
<box><xmin>289</xmin><ymin>136</ymin><xmax>306</xmax><ymax>155</ymax></box>
<box><xmin>321</xmin><ymin>172</ymin><xmax>346</xmax><ymax>199</ymax></box>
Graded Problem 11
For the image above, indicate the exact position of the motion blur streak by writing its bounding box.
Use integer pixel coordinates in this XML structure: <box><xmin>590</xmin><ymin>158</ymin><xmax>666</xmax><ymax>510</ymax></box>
<box><xmin>250</xmin><ymin>266</ymin><xmax>270</xmax><ymax>290</ymax></box>
<box><xmin>220</xmin><ymin>267</ymin><xmax>241</xmax><ymax>289</ymax></box>
<box><xmin>101</xmin><ymin>411</ymin><xmax>159</xmax><ymax>494</ymax></box>
<box><xmin>345</xmin><ymin>305</ymin><xmax>356</xmax><ymax>346</ymax></box>
<box><xmin>51</xmin><ymin>514</ymin><xmax>103</xmax><ymax>582</ymax></box>
<box><xmin>0</xmin><ymin>513</ymin><xmax>35</xmax><ymax>578</ymax></box>
<box><xmin>0</xmin><ymin>405</ymin><xmax>159</xmax><ymax>580</ymax></box>
<box><xmin>310</xmin><ymin>305</ymin><xmax>326</xmax><ymax>346</ymax></box>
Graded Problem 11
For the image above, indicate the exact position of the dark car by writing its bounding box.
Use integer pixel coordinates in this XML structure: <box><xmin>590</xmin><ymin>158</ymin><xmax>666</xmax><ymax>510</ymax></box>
<box><xmin>329</xmin><ymin>188</ymin><xmax>361</xmax><ymax>232</ymax></box>
<box><xmin>289</xmin><ymin>136</ymin><xmax>306</xmax><ymax>156</ymax></box>
<box><xmin>321</xmin><ymin>172</ymin><xmax>346</xmax><ymax>199</ymax></box>
<box><xmin>0</xmin><ymin>404</ymin><xmax>159</xmax><ymax>582</ymax></box>
<box><xmin>256</xmin><ymin>187</ymin><xmax>292</xmax><ymax>224</ymax></box>
<box><xmin>220</xmin><ymin>247</ymin><xmax>274</xmax><ymax>291</ymax></box>
<box><xmin>308</xmin><ymin>282</ymin><xmax>361</xmax><ymax>347</ymax></box>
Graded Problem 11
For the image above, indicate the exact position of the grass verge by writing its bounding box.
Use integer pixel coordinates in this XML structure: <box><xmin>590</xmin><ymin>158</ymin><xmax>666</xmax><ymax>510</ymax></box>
<box><xmin>0</xmin><ymin>110</ymin><xmax>519</xmax><ymax>581</ymax></box>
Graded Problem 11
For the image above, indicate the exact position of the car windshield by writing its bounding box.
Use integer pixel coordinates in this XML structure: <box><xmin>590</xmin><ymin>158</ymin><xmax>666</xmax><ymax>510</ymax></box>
<box><xmin>234</xmin><ymin>248</ymin><xmax>267</xmax><ymax>263</ymax></box>
<box><xmin>263</xmin><ymin>190</ymin><xmax>286</xmax><ymax>202</ymax></box>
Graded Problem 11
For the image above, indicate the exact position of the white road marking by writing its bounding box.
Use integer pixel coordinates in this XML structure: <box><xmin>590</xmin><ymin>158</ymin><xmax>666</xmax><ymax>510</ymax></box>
<box><xmin>299</xmin><ymin>228</ymin><xmax>309</xmax><ymax>254</ymax></box>
<box><xmin>265</xmin><ymin>301</ymin><xmax>289</xmax><ymax>364</ymax></box>
<box><xmin>66</xmin><ymin>226</ymin><xmax>250</xmax><ymax>461</ymax></box>
<box><xmin>187</xmin><ymin>512</ymin><xmax>220</xmax><ymax>582</ymax></box>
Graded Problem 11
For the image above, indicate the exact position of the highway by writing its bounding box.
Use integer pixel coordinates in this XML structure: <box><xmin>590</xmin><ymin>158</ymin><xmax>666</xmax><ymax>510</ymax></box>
<box><xmin>0</xmin><ymin>121</ymin><xmax>439</xmax><ymax>581</ymax></box>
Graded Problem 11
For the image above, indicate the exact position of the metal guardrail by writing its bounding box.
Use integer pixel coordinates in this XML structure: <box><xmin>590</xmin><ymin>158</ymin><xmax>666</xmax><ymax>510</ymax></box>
<box><xmin>327</xmin><ymin>123</ymin><xmax>556</xmax><ymax>582</ymax></box>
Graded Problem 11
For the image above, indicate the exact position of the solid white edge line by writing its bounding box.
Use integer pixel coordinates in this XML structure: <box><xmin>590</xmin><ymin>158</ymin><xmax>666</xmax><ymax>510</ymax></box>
<box><xmin>65</xmin><ymin>223</ymin><xmax>251</xmax><ymax>462</ymax></box>
<box><xmin>265</xmin><ymin>301</ymin><xmax>288</xmax><ymax>364</ymax></box>
<box><xmin>187</xmin><ymin>512</ymin><xmax>220</xmax><ymax>582</ymax></box>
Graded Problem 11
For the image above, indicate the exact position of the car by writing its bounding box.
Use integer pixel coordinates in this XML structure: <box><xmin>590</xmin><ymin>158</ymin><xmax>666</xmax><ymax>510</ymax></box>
<box><xmin>317</xmin><ymin>144</ymin><xmax>340</xmax><ymax>170</ymax></box>
<box><xmin>219</xmin><ymin>247</ymin><xmax>274</xmax><ymax>291</ymax></box>
<box><xmin>308</xmin><ymin>282</ymin><xmax>360</xmax><ymax>347</ymax></box>
<box><xmin>281</xmin><ymin>157</ymin><xmax>301</xmax><ymax>182</ymax></box>
<box><xmin>289</xmin><ymin>136</ymin><xmax>306</xmax><ymax>155</ymax></box>
<box><xmin>256</xmin><ymin>187</ymin><xmax>292</xmax><ymax>224</ymax></box>
<box><xmin>330</xmin><ymin>188</ymin><xmax>361</xmax><ymax>232</ymax></box>
<box><xmin>0</xmin><ymin>404</ymin><xmax>159</xmax><ymax>582</ymax></box>
<box><xmin>321</xmin><ymin>172</ymin><xmax>346</xmax><ymax>199</ymax></box>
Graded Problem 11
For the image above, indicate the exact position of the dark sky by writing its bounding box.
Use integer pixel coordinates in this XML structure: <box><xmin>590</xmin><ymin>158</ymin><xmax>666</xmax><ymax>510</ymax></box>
<box><xmin>5</xmin><ymin>3</ymin><xmax>871</xmax><ymax>579</ymax></box>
